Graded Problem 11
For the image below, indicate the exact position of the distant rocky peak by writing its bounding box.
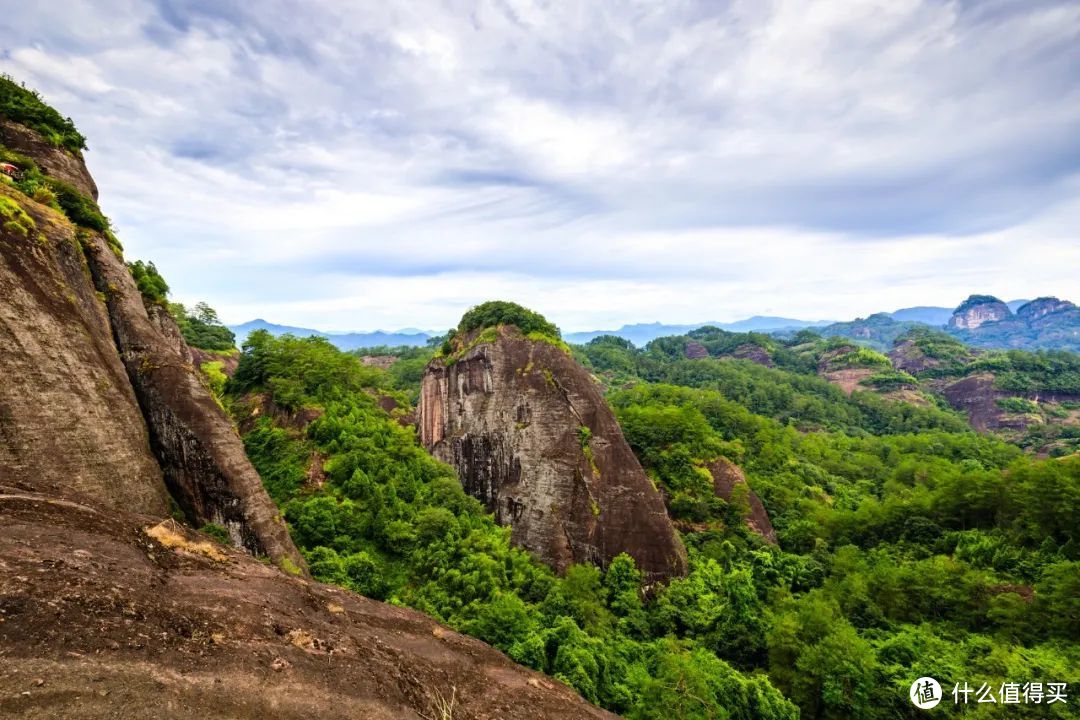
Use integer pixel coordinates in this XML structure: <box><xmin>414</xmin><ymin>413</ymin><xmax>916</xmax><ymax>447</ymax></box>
<box><xmin>1016</xmin><ymin>296</ymin><xmax>1076</xmax><ymax>322</ymax></box>
<box><xmin>948</xmin><ymin>295</ymin><xmax>1013</xmax><ymax>330</ymax></box>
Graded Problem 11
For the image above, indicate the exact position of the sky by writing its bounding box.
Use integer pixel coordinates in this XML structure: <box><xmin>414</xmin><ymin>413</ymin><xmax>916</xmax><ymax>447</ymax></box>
<box><xmin>3</xmin><ymin>0</ymin><xmax>1079</xmax><ymax>333</ymax></box>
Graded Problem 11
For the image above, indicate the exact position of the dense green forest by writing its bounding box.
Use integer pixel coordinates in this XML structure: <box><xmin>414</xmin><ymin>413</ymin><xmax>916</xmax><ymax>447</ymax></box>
<box><xmin>222</xmin><ymin>314</ymin><xmax>1079</xmax><ymax>720</ymax></box>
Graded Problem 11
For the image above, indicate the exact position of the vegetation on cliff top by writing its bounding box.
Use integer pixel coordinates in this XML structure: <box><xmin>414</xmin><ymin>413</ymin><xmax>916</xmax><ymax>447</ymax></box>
<box><xmin>0</xmin><ymin>74</ymin><xmax>87</xmax><ymax>152</ymax></box>
<box><xmin>457</xmin><ymin>300</ymin><xmax>561</xmax><ymax>339</ymax></box>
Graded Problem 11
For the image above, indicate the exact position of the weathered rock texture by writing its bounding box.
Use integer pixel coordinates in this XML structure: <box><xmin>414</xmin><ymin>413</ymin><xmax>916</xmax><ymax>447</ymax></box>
<box><xmin>0</xmin><ymin>120</ymin><xmax>303</xmax><ymax>572</ymax></box>
<box><xmin>0</xmin><ymin>486</ymin><xmax>614</xmax><ymax>720</ymax></box>
<box><xmin>82</xmin><ymin>231</ymin><xmax>304</xmax><ymax>570</ymax></box>
<box><xmin>707</xmin><ymin>457</ymin><xmax>777</xmax><ymax>544</ymax></box>
<box><xmin>420</xmin><ymin>326</ymin><xmax>687</xmax><ymax>583</ymax></box>
<box><xmin>0</xmin><ymin>186</ymin><xmax>169</xmax><ymax>515</ymax></box>
<box><xmin>947</xmin><ymin>295</ymin><xmax>1012</xmax><ymax>330</ymax></box>
<box><xmin>0</xmin><ymin>118</ymin><xmax>98</xmax><ymax>199</ymax></box>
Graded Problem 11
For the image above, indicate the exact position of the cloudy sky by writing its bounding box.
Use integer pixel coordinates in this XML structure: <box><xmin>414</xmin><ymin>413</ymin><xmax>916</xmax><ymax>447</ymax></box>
<box><xmin>3</xmin><ymin>1</ymin><xmax>1079</xmax><ymax>332</ymax></box>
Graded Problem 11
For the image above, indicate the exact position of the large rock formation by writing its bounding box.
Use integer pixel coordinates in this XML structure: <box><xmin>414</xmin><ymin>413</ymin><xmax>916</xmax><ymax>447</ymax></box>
<box><xmin>947</xmin><ymin>295</ymin><xmax>1012</xmax><ymax>330</ymax></box>
<box><xmin>0</xmin><ymin>484</ymin><xmax>614</xmax><ymax>720</ymax></box>
<box><xmin>0</xmin><ymin>119</ymin><xmax>303</xmax><ymax>571</ymax></box>
<box><xmin>420</xmin><ymin>326</ymin><xmax>687</xmax><ymax>583</ymax></box>
<box><xmin>1016</xmin><ymin>297</ymin><xmax>1077</xmax><ymax>324</ymax></box>
<box><xmin>0</xmin><ymin>185</ymin><xmax>169</xmax><ymax>515</ymax></box>
<box><xmin>707</xmin><ymin>457</ymin><xmax>777</xmax><ymax>544</ymax></box>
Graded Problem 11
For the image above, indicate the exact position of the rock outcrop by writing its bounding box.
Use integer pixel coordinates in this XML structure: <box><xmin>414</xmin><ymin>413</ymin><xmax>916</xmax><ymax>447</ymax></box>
<box><xmin>1016</xmin><ymin>297</ymin><xmax>1077</xmax><ymax>324</ymax></box>
<box><xmin>82</xmin><ymin>231</ymin><xmax>305</xmax><ymax>569</ymax></box>
<box><xmin>420</xmin><ymin>326</ymin><xmax>687</xmax><ymax>583</ymax></box>
<box><xmin>0</xmin><ymin>186</ymin><xmax>169</xmax><ymax>515</ymax></box>
<box><xmin>0</xmin><ymin>118</ymin><xmax>303</xmax><ymax>572</ymax></box>
<box><xmin>0</xmin><ymin>485</ymin><xmax>614</xmax><ymax>720</ymax></box>
<box><xmin>947</xmin><ymin>295</ymin><xmax>1012</xmax><ymax>330</ymax></box>
<box><xmin>707</xmin><ymin>457</ymin><xmax>777</xmax><ymax>544</ymax></box>
<box><xmin>0</xmin><ymin>118</ymin><xmax>98</xmax><ymax>199</ymax></box>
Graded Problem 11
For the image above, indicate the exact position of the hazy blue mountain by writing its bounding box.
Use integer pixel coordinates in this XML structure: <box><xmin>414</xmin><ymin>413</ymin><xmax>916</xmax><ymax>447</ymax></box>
<box><xmin>564</xmin><ymin>317</ymin><xmax>832</xmax><ymax>346</ymax></box>
<box><xmin>228</xmin><ymin>319</ymin><xmax>430</xmax><ymax>350</ymax></box>
<box><xmin>887</xmin><ymin>306</ymin><xmax>953</xmax><ymax>325</ymax></box>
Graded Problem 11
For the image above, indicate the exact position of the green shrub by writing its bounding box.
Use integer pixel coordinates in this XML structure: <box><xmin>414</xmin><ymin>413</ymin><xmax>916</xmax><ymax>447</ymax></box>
<box><xmin>458</xmin><ymin>300</ymin><xmax>560</xmax><ymax>339</ymax></box>
<box><xmin>0</xmin><ymin>74</ymin><xmax>87</xmax><ymax>152</ymax></box>
<box><xmin>996</xmin><ymin>396</ymin><xmax>1039</xmax><ymax>414</ymax></box>
<box><xmin>46</xmin><ymin>178</ymin><xmax>110</xmax><ymax>232</ymax></box>
<box><xmin>0</xmin><ymin>195</ymin><xmax>35</xmax><ymax>237</ymax></box>
<box><xmin>127</xmin><ymin>259</ymin><xmax>169</xmax><ymax>304</ymax></box>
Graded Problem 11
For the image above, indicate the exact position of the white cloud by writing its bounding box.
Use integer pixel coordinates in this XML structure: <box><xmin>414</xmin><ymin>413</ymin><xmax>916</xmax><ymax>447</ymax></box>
<box><xmin>1</xmin><ymin>0</ymin><xmax>1078</xmax><ymax>331</ymax></box>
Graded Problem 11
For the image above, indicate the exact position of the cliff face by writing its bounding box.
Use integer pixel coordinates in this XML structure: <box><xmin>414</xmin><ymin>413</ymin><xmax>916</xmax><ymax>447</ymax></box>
<box><xmin>82</xmin><ymin>231</ymin><xmax>304</xmax><ymax>568</ymax></box>
<box><xmin>0</xmin><ymin>186</ymin><xmax>169</xmax><ymax>514</ymax></box>
<box><xmin>419</xmin><ymin>326</ymin><xmax>687</xmax><ymax>583</ymax></box>
<box><xmin>948</xmin><ymin>295</ymin><xmax>1012</xmax><ymax>330</ymax></box>
<box><xmin>707</xmin><ymin>457</ymin><xmax>777</xmax><ymax>544</ymax></box>
<box><xmin>0</xmin><ymin>120</ymin><xmax>303</xmax><ymax>572</ymax></box>
<box><xmin>0</xmin><ymin>484</ymin><xmax>614</xmax><ymax>720</ymax></box>
<box><xmin>0</xmin><ymin>118</ymin><xmax>97</xmax><ymax>199</ymax></box>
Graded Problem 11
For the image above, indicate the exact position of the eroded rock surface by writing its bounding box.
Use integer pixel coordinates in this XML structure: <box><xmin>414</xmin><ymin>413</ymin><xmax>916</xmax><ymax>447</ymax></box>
<box><xmin>0</xmin><ymin>487</ymin><xmax>614</xmax><ymax>720</ymax></box>
<box><xmin>0</xmin><ymin>118</ymin><xmax>98</xmax><ymax>199</ymax></box>
<box><xmin>0</xmin><ymin>187</ymin><xmax>169</xmax><ymax>515</ymax></box>
<box><xmin>420</xmin><ymin>327</ymin><xmax>687</xmax><ymax>583</ymax></box>
<box><xmin>707</xmin><ymin>457</ymin><xmax>777</xmax><ymax>544</ymax></box>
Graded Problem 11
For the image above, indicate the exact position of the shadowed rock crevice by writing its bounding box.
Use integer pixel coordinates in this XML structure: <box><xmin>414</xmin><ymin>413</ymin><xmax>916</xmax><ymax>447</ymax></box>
<box><xmin>80</xmin><ymin>231</ymin><xmax>306</xmax><ymax>571</ymax></box>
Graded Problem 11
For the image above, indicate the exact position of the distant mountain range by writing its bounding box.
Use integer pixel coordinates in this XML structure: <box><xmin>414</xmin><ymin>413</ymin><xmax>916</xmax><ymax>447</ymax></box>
<box><xmin>227</xmin><ymin>319</ymin><xmax>432</xmax><ymax>350</ymax></box>
<box><xmin>563</xmin><ymin>317</ymin><xmax>833</xmax><ymax>346</ymax></box>
<box><xmin>230</xmin><ymin>297</ymin><xmax>1075</xmax><ymax>353</ymax></box>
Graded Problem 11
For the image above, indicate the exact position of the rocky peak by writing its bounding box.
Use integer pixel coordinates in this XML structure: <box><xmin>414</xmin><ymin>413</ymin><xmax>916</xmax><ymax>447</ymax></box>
<box><xmin>419</xmin><ymin>319</ymin><xmax>687</xmax><ymax>583</ymax></box>
<box><xmin>1016</xmin><ymin>297</ymin><xmax>1076</xmax><ymax>324</ymax></box>
<box><xmin>947</xmin><ymin>295</ymin><xmax>1012</xmax><ymax>330</ymax></box>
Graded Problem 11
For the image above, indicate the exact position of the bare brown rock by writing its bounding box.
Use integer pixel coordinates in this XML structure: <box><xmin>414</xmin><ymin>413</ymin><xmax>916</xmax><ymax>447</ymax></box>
<box><xmin>707</xmin><ymin>457</ymin><xmax>777</xmax><ymax>544</ymax></box>
<box><xmin>684</xmin><ymin>340</ymin><xmax>709</xmax><ymax>359</ymax></box>
<box><xmin>81</xmin><ymin>231</ymin><xmax>305</xmax><ymax>571</ymax></box>
<box><xmin>729</xmin><ymin>343</ymin><xmax>774</xmax><ymax>367</ymax></box>
<box><xmin>0</xmin><ymin>118</ymin><xmax>98</xmax><ymax>200</ymax></box>
<box><xmin>0</xmin><ymin>486</ymin><xmax>615</xmax><ymax>720</ymax></box>
<box><xmin>419</xmin><ymin>327</ymin><xmax>687</xmax><ymax>583</ymax></box>
<box><xmin>360</xmin><ymin>354</ymin><xmax>398</xmax><ymax>370</ymax></box>
<box><xmin>0</xmin><ymin>186</ymin><xmax>169</xmax><ymax>515</ymax></box>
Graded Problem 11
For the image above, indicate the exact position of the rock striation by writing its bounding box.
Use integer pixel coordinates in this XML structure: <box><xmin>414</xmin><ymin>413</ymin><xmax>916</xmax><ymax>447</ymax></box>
<box><xmin>420</xmin><ymin>326</ymin><xmax>687</xmax><ymax>583</ymax></box>
<box><xmin>0</xmin><ymin>118</ymin><xmax>303</xmax><ymax>572</ymax></box>
<box><xmin>0</xmin><ymin>186</ymin><xmax>169</xmax><ymax>515</ymax></box>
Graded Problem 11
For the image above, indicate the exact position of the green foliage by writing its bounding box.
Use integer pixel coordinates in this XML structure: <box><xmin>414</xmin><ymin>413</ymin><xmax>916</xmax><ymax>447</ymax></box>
<box><xmin>860</xmin><ymin>369</ymin><xmax>917</xmax><ymax>390</ymax></box>
<box><xmin>0</xmin><ymin>195</ymin><xmax>35</xmax><ymax>237</ymax></box>
<box><xmin>829</xmin><ymin>347</ymin><xmax>892</xmax><ymax>369</ymax></box>
<box><xmin>458</xmin><ymin>300</ymin><xmax>561</xmax><ymax>339</ymax></box>
<box><xmin>228</xmin><ymin>331</ymin><xmax>797</xmax><ymax>720</ymax></box>
<box><xmin>199</xmin><ymin>523</ymin><xmax>232</xmax><ymax>544</ymax></box>
<box><xmin>996</xmin><ymin>396</ymin><xmax>1040</xmax><ymax>414</ymax></box>
<box><xmin>0</xmin><ymin>74</ymin><xmax>86</xmax><ymax>152</ymax></box>
<box><xmin>46</xmin><ymin>178</ymin><xmax>110</xmax><ymax>232</ymax></box>
<box><xmin>126</xmin><ymin>259</ymin><xmax>169</xmax><ymax>304</ymax></box>
<box><xmin>200</xmin><ymin>360</ymin><xmax>228</xmax><ymax>401</ymax></box>
<box><xmin>230</xmin><ymin>326</ymin><xmax>1080</xmax><ymax>720</ymax></box>
<box><xmin>170</xmin><ymin>301</ymin><xmax>236</xmax><ymax>351</ymax></box>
